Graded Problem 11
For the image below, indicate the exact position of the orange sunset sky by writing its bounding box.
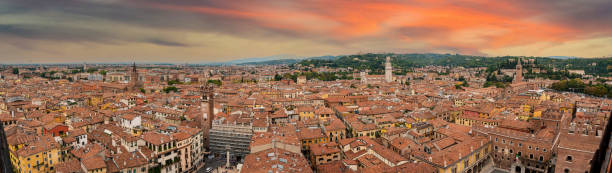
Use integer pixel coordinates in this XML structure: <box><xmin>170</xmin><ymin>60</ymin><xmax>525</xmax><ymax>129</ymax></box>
<box><xmin>0</xmin><ymin>0</ymin><xmax>611</xmax><ymax>63</ymax></box>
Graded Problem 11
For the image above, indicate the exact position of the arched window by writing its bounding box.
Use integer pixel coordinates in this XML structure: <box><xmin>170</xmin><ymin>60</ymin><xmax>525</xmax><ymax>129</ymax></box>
<box><xmin>566</xmin><ymin>155</ymin><xmax>573</xmax><ymax>162</ymax></box>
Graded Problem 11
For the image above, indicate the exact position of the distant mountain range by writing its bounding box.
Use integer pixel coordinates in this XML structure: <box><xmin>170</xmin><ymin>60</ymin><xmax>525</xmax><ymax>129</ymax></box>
<box><xmin>548</xmin><ymin>56</ymin><xmax>580</xmax><ymax>59</ymax></box>
<box><xmin>198</xmin><ymin>54</ymin><xmax>593</xmax><ymax>65</ymax></box>
<box><xmin>202</xmin><ymin>55</ymin><xmax>339</xmax><ymax>65</ymax></box>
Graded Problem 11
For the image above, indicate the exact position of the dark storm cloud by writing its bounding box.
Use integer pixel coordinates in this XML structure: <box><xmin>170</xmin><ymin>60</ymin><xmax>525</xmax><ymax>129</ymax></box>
<box><xmin>0</xmin><ymin>0</ymin><xmax>611</xmax><ymax>62</ymax></box>
<box><xmin>0</xmin><ymin>23</ymin><xmax>192</xmax><ymax>47</ymax></box>
<box><xmin>0</xmin><ymin>24</ymin><xmax>112</xmax><ymax>42</ymax></box>
<box><xmin>144</xmin><ymin>38</ymin><xmax>190</xmax><ymax>47</ymax></box>
<box><xmin>0</xmin><ymin>0</ymin><xmax>348</xmax><ymax>45</ymax></box>
<box><xmin>517</xmin><ymin>0</ymin><xmax>612</xmax><ymax>32</ymax></box>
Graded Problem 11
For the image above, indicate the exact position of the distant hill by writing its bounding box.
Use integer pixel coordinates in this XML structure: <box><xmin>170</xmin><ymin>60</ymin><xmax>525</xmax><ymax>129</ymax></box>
<box><xmin>235</xmin><ymin>55</ymin><xmax>340</xmax><ymax>65</ymax></box>
<box><xmin>200</xmin><ymin>54</ymin><xmax>300</xmax><ymax>65</ymax></box>
<box><xmin>297</xmin><ymin>53</ymin><xmax>612</xmax><ymax>76</ymax></box>
<box><xmin>548</xmin><ymin>56</ymin><xmax>579</xmax><ymax>59</ymax></box>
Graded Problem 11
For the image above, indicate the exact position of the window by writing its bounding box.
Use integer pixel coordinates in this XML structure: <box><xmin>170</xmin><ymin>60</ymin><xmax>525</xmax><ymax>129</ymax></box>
<box><xmin>543</xmin><ymin>149</ymin><xmax>547</xmax><ymax>152</ymax></box>
<box><xmin>495</xmin><ymin>138</ymin><xmax>498</xmax><ymax>142</ymax></box>
<box><xmin>510</xmin><ymin>149</ymin><xmax>513</xmax><ymax>154</ymax></box>
<box><xmin>519</xmin><ymin>143</ymin><xmax>522</xmax><ymax>147</ymax></box>
<box><xmin>566</xmin><ymin>156</ymin><xmax>573</xmax><ymax>162</ymax></box>
<box><xmin>530</xmin><ymin>154</ymin><xmax>534</xmax><ymax>159</ymax></box>
<box><xmin>536</xmin><ymin>147</ymin><xmax>539</xmax><ymax>151</ymax></box>
<box><xmin>539</xmin><ymin>156</ymin><xmax>544</xmax><ymax>161</ymax></box>
<box><xmin>528</xmin><ymin>145</ymin><xmax>532</xmax><ymax>150</ymax></box>
<box><xmin>564</xmin><ymin>168</ymin><xmax>570</xmax><ymax>173</ymax></box>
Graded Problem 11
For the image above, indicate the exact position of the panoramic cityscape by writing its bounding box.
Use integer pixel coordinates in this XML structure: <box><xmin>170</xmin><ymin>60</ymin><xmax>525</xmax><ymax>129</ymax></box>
<box><xmin>1</xmin><ymin>1</ymin><xmax>612</xmax><ymax>173</ymax></box>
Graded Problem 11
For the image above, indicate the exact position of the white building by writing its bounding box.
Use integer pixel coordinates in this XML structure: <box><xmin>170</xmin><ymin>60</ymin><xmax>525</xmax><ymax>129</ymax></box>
<box><xmin>120</xmin><ymin>114</ymin><xmax>142</xmax><ymax>131</ymax></box>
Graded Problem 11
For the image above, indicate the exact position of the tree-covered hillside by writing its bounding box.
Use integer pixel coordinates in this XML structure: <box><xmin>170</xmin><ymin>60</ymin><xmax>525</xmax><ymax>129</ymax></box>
<box><xmin>298</xmin><ymin>53</ymin><xmax>612</xmax><ymax>76</ymax></box>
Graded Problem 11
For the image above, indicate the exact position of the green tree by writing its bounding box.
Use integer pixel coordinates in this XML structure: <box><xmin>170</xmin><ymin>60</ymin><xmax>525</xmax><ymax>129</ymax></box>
<box><xmin>12</xmin><ymin>68</ymin><xmax>19</xmax><ymax>74</ymax></box>
<box><xmin>458</xmin><ymin>76</ymin><xmax>466</xmax><ymax>81</ymax></box>
<box><xmin>168</xmin><ymin>80</ymin><xmax>182</xmax><ymax>85</ymax></box>
<box><xmin>163</xmin><ymin>86</ymin><xmax>179</xmax><ymax>93</ymax></box>
<box><xmin>207</xmin><ymin>79</ymin><xmax>222</xmax><ymax>86</ymax></box>
<box><xmin>274</xmin><ymin>74</ymin><xmax>282</xmax><ymax>81</ymax></box>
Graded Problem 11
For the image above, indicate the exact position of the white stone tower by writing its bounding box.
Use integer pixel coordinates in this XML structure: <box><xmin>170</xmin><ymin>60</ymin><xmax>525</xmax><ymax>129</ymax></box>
<box><xmin>384</xmin><ymin>56</ymin><xmax>393</xmax><ymax>82</ymax></box>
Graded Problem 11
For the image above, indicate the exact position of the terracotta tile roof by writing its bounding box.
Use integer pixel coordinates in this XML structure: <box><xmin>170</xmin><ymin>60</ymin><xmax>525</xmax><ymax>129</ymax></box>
<box><xmin>311</xmin><ymin>142</ymin><xmax>341</xmax><ymax>156</ymax></box>
<box><xmin>55</xmin><ymin>159</ymin><xmax>85</xmax><ymax>173</ymax></box>
<box><xmin>298</xmin><ymin>128</ymin><xmax>326</xmax><ymax>140</ymax></box>
<box><xmin>433</xmin><ymin>137</ymin><xmax>456</xmax><ymax>151</ymax></box>
<box><xmin>242</xmin><ymin>148</ymin><xmax>312</xmax><ymax>173</ymax></box>
<box><xmin>15</xmin><ymin>135</ymin><xmax>58</xmax><ymax>157</ymax></box>
<box><xmin>111</xmin><ymin>151</ymin><xmax>148</xmax><ymax>170</ymax></box>
<box><xmin>141</xmin><ymin>131</ymin><xmax>173</xmax><ymax>145</ymax></box>
<box><xmin>82</xmin><ymin>156</ymin><xmax>106</xmax><ymax>171</ymax></box>
<box><xmin>324</xmin><ymin>118</ymin><xmax>346</xmax><ymax>132</ymax></box>
<box><xmin>71</xmin><ymin>143</ymin><xmax>105</xmax><ymax>160</ymax></box>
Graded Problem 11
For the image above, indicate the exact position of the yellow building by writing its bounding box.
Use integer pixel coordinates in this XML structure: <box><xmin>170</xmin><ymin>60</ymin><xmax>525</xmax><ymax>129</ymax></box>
<box><xmin>87</xmin><ymin>94</ymin><xmax>103</xmax><ymax>107</ymax></box>
<box><xmin>521</xmin><ymin>104</ymin><xmax>531</xmax><ymax>113</ymax></box>
<box><xmin>315</xmin><ymin>107</ymin><xmax>334</xmax><ymax>122</ymax></box>
<box><xmin>323</xmin><ymin>118</ymin><xmax>347</xmax><ymax>142</ymax></box>
<box><xmin>10</xmin><ymin>136</ymin><xmax>61</xmax><ymax>173</ymax></box>
<box><xmin>415</xmin><ymin>136</ymin><xmax>492</xmax><ymax>173</ymax></box>
<box><xmin>298</xmin><ymin>128</ymin><xmax>329</xmax><ymax>150</ymax></box>
<box><xmin>455</xmin><ymin>114</ymin><xmax>499</xmax><ymax>127</ymax></box>
<box><xmin>297</xmin><ymin>106</ymin><xmax>315</xmax><ymax>120</ymax></box>
<box><xmin>352</xmin><ymin>123</ymin><xmax>378</xmax><ymax>139</ymax></box>
<box><xmin>309</xmin><ymin>142</ymin><xmax>341</xmax><ymax>165</ymax></box>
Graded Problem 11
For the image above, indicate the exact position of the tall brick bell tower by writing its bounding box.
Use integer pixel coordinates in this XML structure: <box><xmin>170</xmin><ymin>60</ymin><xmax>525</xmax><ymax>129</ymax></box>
<box><xmin>201</xmin><ymin>83</ymin><xmax>214</xmax><ymax>148</ymax></box>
